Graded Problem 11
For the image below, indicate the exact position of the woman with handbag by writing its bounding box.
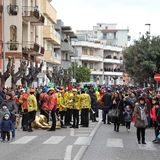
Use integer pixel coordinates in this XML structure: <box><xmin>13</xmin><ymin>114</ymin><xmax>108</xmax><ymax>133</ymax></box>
<box><xmin>134</xmin><ymin>97</ymin><xmax>148</xmax><ymax>144</ymax></box>
<box><xmin>108</xmin><ymin>91</ymin><xmax>124</xmax><ymax>132</ymax></box>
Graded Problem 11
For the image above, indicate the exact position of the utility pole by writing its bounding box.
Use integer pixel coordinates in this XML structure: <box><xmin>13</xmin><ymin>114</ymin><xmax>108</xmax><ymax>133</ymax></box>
<box><xmin>2</xmin><ymin>0</ymin><xmax>6</xmax><ymax>73</ymax></box>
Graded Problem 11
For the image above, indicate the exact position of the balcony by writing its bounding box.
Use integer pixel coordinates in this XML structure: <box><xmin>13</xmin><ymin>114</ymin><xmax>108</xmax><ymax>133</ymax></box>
<box><xmin>80</xmin><ymin>55</ymin><xmax>103</xmax><ymax>62</ymax></box>
<box><xmin>43</xmin><ymin>50</ymin><xmax>60</xmax><ymax>64</ymax></box>
<box><xmin>61</xmin><ymin>42</ymin><xmax>75</xmax><ymax>53</ymax></box>
<box><xmin>7</xmin><ymin>5</ymin><xmax>19</xmax><ymax>15</ymax></box>
<box><xmin>91</xmin><ymin>69</ymin><xmax>103</xmax><ymax>75</ymax></box>
<box><xmin>42</xmin><ymin>0</ymin><xmax>57</xmax><ymax>24</ymax></box>
<box><xmin>104</xmin><ymin>71</ymin><xmax>123</xmax><ymax>76</ymax></box>
<box><xmin>22</xmin><ymin>6</ymin><xmax>45</xmax><ymax>26</ymax></box>
<box><xmin>22</xmin><ymin>41</ymin><xmax>41</xmax><ymax>56</ymax></box>
<box><xmin>43</xmin><ymin>26</ymin><xmax>60</xmax><ymax>45</ymax></box>
<box><xmin>7</xmin><ymin>41</ymin><xmax>19</xmax><ymax>51</ymax></box>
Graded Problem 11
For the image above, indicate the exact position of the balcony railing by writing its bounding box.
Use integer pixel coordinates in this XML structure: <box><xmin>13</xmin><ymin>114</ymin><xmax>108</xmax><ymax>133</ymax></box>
<box><xmin>7</xmin><ymin>41</ymin><xmax>19</xmax><ymax>51</ymax></box>
<box><xmin>22</xmin><ymin>41</ymin><xmax>40</xmax><ymax>53</ymax></box>
<box><xmin>22</xmin><ymin>6</ymin><xmax>45</xmax><ymax>25</ymax></box>
<box><xmin>7</xmin><ymin>5</ymin><xmax>19</xmax><ymax>15</ymax></box>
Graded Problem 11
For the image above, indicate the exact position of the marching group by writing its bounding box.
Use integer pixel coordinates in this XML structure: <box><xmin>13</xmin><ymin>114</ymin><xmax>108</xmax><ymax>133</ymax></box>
<box><xmin>0</xmin><ymin>85</ymin><xmax>160</xmax><ymax>145</ymax></box>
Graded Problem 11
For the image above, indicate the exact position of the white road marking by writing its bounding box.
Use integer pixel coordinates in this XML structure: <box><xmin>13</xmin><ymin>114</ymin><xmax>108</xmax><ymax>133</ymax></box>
<box><xmin>106</xmin><ymin>138</ymin><xmax>123</xmax><ymax>148</ymax></box>
<box><xmin>74</xmin><ymin>134</ymin><xmax>89</xmax><ymax>136</ymax></box>
<box><xmin>74</xmin><ymin>137</ymin><xmax>92</xmax><ymax>145</ymax></box>
<box><xmin>43</xmin><ymin>136</ymin><xmax>65</xmax><ymax>144</ymax></box>
<box><xmin>73</xmin><ymin>146</ymin><xmax>87</xmax><ymax>160</ymax></box>
<box><xmin>10</xmin><ymin>136</ymin><xmax>37</xmax><ymax>144</ymax></box>
<box><xmin>89</xmin><ymin>119</ymin><xmax>102</xmax><ymax>137</ymax></box>
<box><xmin>75</xmin><ymin>131</ymin><xmax>91</xmax><ymax>133</ymax></box>
<box><xmin>64</xmin><ymin>145</ymin><xmax>73</xmax><ymax>160</ymax></box>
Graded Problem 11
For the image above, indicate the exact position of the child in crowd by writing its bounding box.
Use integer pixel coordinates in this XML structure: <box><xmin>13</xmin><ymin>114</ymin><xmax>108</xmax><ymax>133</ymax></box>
<box><xmin>124</xmin><ymin>105</ymin><xmax>132</xmax><ymax>132</ymax></box>
<box><xmin>1</xmin><ymin>113</ymin><xmax>13</xmax><ymax>142</ymax></box>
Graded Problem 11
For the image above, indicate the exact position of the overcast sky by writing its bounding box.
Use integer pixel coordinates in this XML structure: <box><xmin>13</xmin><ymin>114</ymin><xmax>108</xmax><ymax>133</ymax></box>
<box><xmin>51</xmin><ymin>0</ymin><xmax>160</xmax><ymax>41</ymax></box>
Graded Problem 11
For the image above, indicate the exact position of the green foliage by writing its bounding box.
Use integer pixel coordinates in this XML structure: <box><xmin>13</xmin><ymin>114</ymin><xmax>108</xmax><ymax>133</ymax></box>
<box><xmin>68</xmin><ymin>62</ymin><xmax>91</xmax><ymax>83</ymax></box>
<box><xmin>123</xmin><ymin>32</ymin><xmax>160</xmax><ymax>86</ymax></box>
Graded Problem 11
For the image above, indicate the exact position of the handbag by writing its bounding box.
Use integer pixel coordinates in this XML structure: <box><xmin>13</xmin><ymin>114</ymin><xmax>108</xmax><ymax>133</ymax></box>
<box><xmin>108</xmin><ymin>101</ymin><xmax>120</xmax><ymax>118</ymax></box>
<box><xmin>134</xmin><ymin>120</ymin><xmax>145</xmax><ymax>128</ymax></box>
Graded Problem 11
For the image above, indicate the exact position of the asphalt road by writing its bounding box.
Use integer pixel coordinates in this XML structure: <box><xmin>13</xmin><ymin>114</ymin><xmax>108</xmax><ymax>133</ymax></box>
<box><xmin>0</xmin><ymin>111</ymin><xmax>159</xmax><ymax>160</ymax></box>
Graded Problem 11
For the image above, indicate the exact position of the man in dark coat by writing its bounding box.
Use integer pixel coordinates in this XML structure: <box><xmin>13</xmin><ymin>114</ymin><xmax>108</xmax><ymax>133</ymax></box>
<box><xmin>101</xmin><ymin>88</ymin><xmax>112</xmax><ymax>124</ymax></box>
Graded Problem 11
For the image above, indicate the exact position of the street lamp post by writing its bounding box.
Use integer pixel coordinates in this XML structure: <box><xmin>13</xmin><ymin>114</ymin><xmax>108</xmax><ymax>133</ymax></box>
<box><xmin>145</xmin><ymin>23</ymin><xmax>151</xmax><ymax>34</ymax></box>
<box><xmin>2</xmin><ymin>0</ymin><xmax>6</xmax><ymax>73</ymax></box>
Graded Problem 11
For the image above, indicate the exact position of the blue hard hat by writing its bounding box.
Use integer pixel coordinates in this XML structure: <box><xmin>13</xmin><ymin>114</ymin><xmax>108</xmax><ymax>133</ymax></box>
<box><xmin>157</xmin><ymin>134</ymin><xmax>160</xmax><ymax>139</ymax></box>
<box><xmin>43</xmin><ymin>87</ymin><xmax>48</xmax><ymax>92</ymax></box>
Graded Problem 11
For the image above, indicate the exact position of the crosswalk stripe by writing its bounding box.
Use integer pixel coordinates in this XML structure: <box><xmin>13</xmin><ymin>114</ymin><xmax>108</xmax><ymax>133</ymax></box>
<box><xmin>106</xmin><ymin>138</ymin><xmax>123</xmax><ymax>148</ymax></box>
<box><xmin>43</xmin><ymin>136</ymin><xmax>65</xmax><ymax>144</ymax></box>
<box><xmin>64</xmin><ymin>145</ymin><xmax>73</xmax><ymax>160</ymax></box>
<box><xmin>10</xmin><ymin>136</ymin><xmax>37</xmax><ymax>144</ymax></box>
<box><xmin>74</xmin><ymin>137</ymin><xmax>92</xmax><ymax>145</ymax></box>
<box><xmin>74</xmin><ymin>134</ymin><xmax>89</xmax><ymax>136</ymax></box>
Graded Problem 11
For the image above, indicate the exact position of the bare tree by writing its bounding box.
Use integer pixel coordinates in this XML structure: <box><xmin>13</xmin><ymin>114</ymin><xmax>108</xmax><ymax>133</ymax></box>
<box><xmin>21</xmin><ymin>60</ymin><xmax>43</xmax><ymax>88</ymax></box>
<box><xmin>0</xmin><ymin>56</ymin><xmax>12</xmax><ymax>88</ymax></box>
<box><xmin>11</xmin><ymin>57</ymin><xmax>29</xmax><ymax>88</ymax></box>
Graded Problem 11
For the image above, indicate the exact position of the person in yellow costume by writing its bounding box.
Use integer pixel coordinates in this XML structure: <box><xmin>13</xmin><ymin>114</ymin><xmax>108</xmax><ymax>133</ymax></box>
<box><xmin>94</xmin><ymin>87</ymin><xmax>100</xmax><ymax>101</ymax></box>
<box><xmin>59</xmin><ymin>90</ymin><xmax>67</xmax><ymax>128</ymax></box>
<box><xmin>27</xmin><ymin>88</ymin><xmax>38</xmax><ymax>132</ymax></box>
<box><xmin>70</xmin><ymin>89</ymin><xmax>81</xmax><ymax>128</ymax></box>
<box><xmin>65</xmin><ymin>86</ymin><xmax>74</xmax><ymax>126</ymax></box>
<box><xmin>94</xmin><ymin>87</ymin><xmax>100</xmax><ymax>118</ymax></box>
<box><xmin>80</xmin><ymin>88</ymin><xmax>91</xmax><ymax>127</ymax></box>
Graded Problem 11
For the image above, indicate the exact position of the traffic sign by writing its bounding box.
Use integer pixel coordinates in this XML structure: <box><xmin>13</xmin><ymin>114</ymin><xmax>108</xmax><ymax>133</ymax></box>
<box><xmin>48</xmin><ymin>82</ymin><xmax>55</xmax><ymax>87</ymax></box>
<box><xmin>154</xmin><ymin>74</ymin><xmax>160</xmax><ymax>81</ymax></box>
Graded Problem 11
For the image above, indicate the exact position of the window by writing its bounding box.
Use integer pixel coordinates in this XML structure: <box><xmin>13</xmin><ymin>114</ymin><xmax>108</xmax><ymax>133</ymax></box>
<box><xmin>10</xmin><ymin>25</ymin><xmax>17</xmax><ymax>41</ymax></box>
<box><xmin>8</xmin><ymin>0</ymin><xmax>18</xmax><ymax>15</ymax></box>
<box><xmin>83</xmin><ymin>49</ymin><xmax>87</xmax><ymax>55</ymax></box>
<box><xmin>114</xmin><ymin>32</ymin><xmax>116</xmax><ymax>39</ymax></box>
<box><xmin>83</xmin><ymin>62</ymin><xmax>87</xmax><ymax>67</ymax></box>
<box><xmin>103</xmin><ymin>33</ymin><xmax>107</xmax><ymax>39</ymax></box>
<box><xmin>90</xmin><ymin>49</ymin><xmax>93</xmax><ymax>55</ymax></box>
<box><xmin>89</xmin><ymin>63</ymin><xmax>93</xmax><ymax>69</ymax></box>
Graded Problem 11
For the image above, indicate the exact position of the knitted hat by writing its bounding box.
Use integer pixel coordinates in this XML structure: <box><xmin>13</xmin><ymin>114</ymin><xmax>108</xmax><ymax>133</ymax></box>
<box><xmin>30</xmin><ymin>88</ymin><xmax>35</xmax><ymax>93</ymax></box>
<box><xmin>43</xmin><ymin>87</ymin><xmax>48</xmax><ymax>92</ymax></box>
<box><xmin>4</xmin><ymin>113</ymin><xmax>10</xmax><ymax>117</ymax></box>
<box><xmin>26</xmin><ymin>87</ymin><xmax>30</xmax><ymax>91</ymax></box>
<box><xmin>72</xmin><ymin>88</ymin><xmax>77</xmax><ymax>92</ymax></box>
<box><xmin>48</xmin><ymin>88</ymin><xmax>54</xmax><ymax>92</ymax></box>
<box><xmin>68</xmin><ymin>86</ymin><xmax>73</xmax><ymax>91</ymax></box>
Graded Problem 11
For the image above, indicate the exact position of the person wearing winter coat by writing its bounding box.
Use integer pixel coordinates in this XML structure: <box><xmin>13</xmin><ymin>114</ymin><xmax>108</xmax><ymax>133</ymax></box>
<box><xmin>134</xmin><ymin>97</ymin><xmax>148</xmax><ymax>144</ymax></box>
<box><xmin>109</xmin><ymin>91</ymin><xmax>124</xmax><ymax>132</ymax></box>
<box><xmin>0</xmin><ymin>92</ymin><xmax>16</xmax><ymax>139</ymax></box>
<box><xmin>124</xmin><ymin>105</ymin><xmax>132</xmax><ymax>132</ymax></box>
<box><xmin>1</xmin><ymin>113</ymin><xmax>13</xmax><ymax>142</ymax></box>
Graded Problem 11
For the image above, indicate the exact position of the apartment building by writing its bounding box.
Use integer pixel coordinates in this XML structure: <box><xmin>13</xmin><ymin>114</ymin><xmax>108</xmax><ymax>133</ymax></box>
<box><xmin>72</xmin><ymin>23</ymin><xmax>129</xmax><ymax>85</ymax></box>
<box><xmin>0</xmin><ymin>0</ymin><xmax>60</xmax><ymax>87</ymax></box>
<box><xmin>54</xmin><ymin>20</ymin><xmax>77</xmax><ymax>70</ymax></box>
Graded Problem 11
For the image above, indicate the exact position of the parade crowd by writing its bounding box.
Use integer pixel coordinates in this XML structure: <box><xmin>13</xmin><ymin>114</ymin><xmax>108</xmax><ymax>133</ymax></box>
<box><xmin>0</xmin><ymin>84</ymin><xmax>160</xmax><ymax>145</ymax></box>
